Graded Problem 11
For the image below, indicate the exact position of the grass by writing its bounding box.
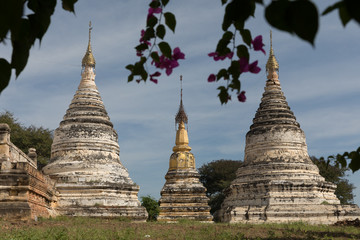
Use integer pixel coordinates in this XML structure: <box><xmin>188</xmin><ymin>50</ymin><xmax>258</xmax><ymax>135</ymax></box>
<box><xmin>0</xmin><ymin>217</ymin><xmax>359</xmax><ymax>240</ymax></box>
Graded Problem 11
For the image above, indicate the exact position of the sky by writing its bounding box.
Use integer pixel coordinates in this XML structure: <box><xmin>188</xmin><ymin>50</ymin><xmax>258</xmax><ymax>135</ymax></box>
<box><xmin>1</xmin><ymin>1</ymin><xmax>360</xmax><ymax>206</ymax></box>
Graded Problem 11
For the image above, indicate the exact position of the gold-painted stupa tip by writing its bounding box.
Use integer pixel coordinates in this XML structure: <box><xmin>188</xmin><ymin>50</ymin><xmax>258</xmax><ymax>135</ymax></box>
<box><xmin>266</xmin><ymin>30</ymin><xmax>279</xmax><ymax>71</ymax></box>
<box><xmin>82</xmin><ymin>21</ymin><xmax>96</xmax><ymax>67</ymax></box>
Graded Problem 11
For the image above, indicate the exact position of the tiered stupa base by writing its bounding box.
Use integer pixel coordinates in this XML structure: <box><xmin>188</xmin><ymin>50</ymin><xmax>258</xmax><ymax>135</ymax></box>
<box><xmin>216</xmin><ymin>162</ymin><xmax>360</xmax><ymax>224</ymax></box>
<box><xmin>158</xmin><ymin>170</ymin><xmax>212</xmax><ymax>222</ymax></box>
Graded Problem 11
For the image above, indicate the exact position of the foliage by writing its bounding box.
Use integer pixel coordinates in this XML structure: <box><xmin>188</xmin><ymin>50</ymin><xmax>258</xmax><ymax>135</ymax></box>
<box><xmin>198</xmin><ymin>159</ymin><xmax>243</xmax><ymax>214</ymax></box>
<box><xmin>311</xmin><ymin>156</ymin><xmax>355</xmax><ymax>204</ymax></box>
<box><xmin>0</xmin><ymin>111</ymin><xmax>53</xmax><ymax>169</ymax></box>
<box><xmin>0</xmin><ymin>0</ymin><xmax>77</xmax><ymax>94</ymax></box>
<box><xmin>141</xmin><ymin>195</ymin><xmax>160</xmax><ymax>221</ymax></box>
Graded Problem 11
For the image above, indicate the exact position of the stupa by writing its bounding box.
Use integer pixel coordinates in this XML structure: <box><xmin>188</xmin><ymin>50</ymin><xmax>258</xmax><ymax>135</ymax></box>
<box><xmin>43</xmin><ymin>23</ymin><xmax>147</xmax><ymax>221</ymax></box>
<box><xmin>215</xmin><ymin>32</ymin><xmax>360</xmax><ymax>224</ymax></box>
<box><xmin>158</xmin><ymin>77</ymin><xmax>212</xmax><ymax>222</ymax></box>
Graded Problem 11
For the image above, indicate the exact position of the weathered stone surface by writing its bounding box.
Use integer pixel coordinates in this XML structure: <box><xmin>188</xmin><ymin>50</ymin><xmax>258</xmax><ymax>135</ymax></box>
<box><xmin>216</xmin><ymin>39</ymin><xmax>360</xmax><ymax>224</ymax></box>
<box><xmin>158</xmin><ymin>89</ymin><xmax>212</xmax><ymax>222</ymax></box>
<box><xmin>0</xmin><ymin>124</ymin><xmax>57</xmax><ymax>220</ymax></box>
<box><xmin>42</xmin><ymin>27</ymin><xmax>147</xmax><ymax>221</ymax></box>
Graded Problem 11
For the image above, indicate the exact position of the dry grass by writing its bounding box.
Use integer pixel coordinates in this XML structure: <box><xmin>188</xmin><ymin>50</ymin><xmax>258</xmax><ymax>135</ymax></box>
<box><xmin>0</xmin><ymin>216</ymin><xmax>359</xmax><ymax>239</ymax></box>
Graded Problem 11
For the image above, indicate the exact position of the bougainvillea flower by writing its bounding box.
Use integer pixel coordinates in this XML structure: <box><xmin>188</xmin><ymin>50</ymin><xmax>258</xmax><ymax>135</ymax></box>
<box><xmin>226</xmin><ymin>52</ymin><xmax>234</xmax><ymax>59</ymax></box>
<box><xmin>208</xmin><ymin>52</ymin><xmax>231</xmax><ymax>61</ymax></box>
<box><xmin>248</xmin><ymin>60</ymin><xmax>261</xmax><ymax>73</ymax></box>
<box><xmin>172</xmin><ymin>47</ymin><xmax>185</xmax><ymax>60</ymax></box>
<box><xmin>208</xmin><ymin>74</ymin><xmax>216</xmax><ymax>82</ymax></box>
<box><xmin>147</xmin><ymin>7</ymin><xmax>162</xmax><ymax>19</ymax></box>
<box><xmin>237</xmin><ymin>91</ymin><xmax>246</xmax><ymax>102</ymax></box>
<box><xmin>238</xmin><ymin>57</ymin><xmax>249</xmax><ymax>73</ymax></box>
<box><xmin>139</xmin><ymin>29</ymin><xmax>151</xmax><ymax>46</ymax></box>
<box><xmin>251</xmin><ymin>35</ymin><xmax>266</xmax><ymax>55</ymax></box>
<box><xmin>149</xmin><ymin>71</ymin><xmax>161</xmax><ymax>84</ymax></box>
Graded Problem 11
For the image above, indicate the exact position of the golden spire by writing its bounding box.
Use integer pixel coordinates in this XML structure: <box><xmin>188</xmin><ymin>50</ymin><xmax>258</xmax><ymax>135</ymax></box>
<box><xmin>175</xmin><ymin>75</ymin><xmax>188</xmax><ymax>126</ymax></box>
<box><xmin>82</xmin><ymin>21</ymin><xmax>96</xmax><ymax>67</ymax></box>
<box><xmin>266</xmin><ymin>30</ymin><xmax>279</xmax><ymax>73</ymax></box>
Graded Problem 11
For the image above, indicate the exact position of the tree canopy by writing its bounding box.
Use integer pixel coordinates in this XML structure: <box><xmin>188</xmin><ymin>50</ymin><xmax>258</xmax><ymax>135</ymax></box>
<box><xmin>140</xmin><ymin>195</ymin><xmax>160</xmax><ymax>221</ymax></box>
<box><xmin>198</xmin><ymin>159</ymin><xmax>243</xmax><ymax>215</ymax></box>
<box><xmin>0</xmin><ymin>111</ymin><xmax>53</xmax><ymax>169</ymax></box>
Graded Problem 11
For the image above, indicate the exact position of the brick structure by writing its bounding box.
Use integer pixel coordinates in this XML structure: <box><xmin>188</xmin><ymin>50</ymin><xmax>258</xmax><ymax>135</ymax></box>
<box><xmin>0</xmin><ymin>124</ymin><xmax>57</xmax><ymax>220</ymax></box>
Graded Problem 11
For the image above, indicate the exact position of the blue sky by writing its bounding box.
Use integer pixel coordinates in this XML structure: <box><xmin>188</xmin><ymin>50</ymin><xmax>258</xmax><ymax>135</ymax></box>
<box><xmin>1</xmin><ymin>0</ymin><xmax>360</xmax><ymax>205</ymax></box>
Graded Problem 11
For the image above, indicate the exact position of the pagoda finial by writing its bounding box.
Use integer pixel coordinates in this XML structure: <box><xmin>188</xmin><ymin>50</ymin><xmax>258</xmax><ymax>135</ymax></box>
<box><xmin>175</xmin><ymin>75</ymin><xmax>188</xmax><ymax>127</ymax></box>
<box><xmin>82</xmin><ymin>21</ymin><xmax>96</xmax><ymax>68</ymax></box>
<box><xmin>266</xmin><ymin>30</ymin><xmax>279</xmax><ymax>76</ymax></box>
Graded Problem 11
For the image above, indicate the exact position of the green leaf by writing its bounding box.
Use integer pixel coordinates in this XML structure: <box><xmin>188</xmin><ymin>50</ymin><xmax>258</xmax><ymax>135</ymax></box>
<box><xmin>158</xmin><ymin>41</ymin><xmax>172</xmax><ymax>58</ymax></box>
<box><xmin>135</xmin><ymin>43</ymin><xmax>149</xmax><ymax>52</ymax></box>
<box><xmin>216</xmin><ymin>68</ymin><xmax>228</xmax><ymax>81</ymax></box>
<box><xmin>149</xmin><ymin>0</ymin><xmax>160</xmax><ymax>8</ymax></box>
<box><xmin>161</xmin><ymin>0</ymin><xmax>169</xmax><ymax>7</ymax></box>
<box><xmin>144</xmin><ymin>27</ymin><xmax>155</xmax><ymax>40</ymax></box>
<box><xmin>128</xmin><ymin>74</ymin><xmax>134</xmax><ymax>82</ymax></box>
<box><xmin>147</xmin><ymin>16</ymin><xmax>158</xmax><ymax>28</ymax></box>
<box><xmin>289</xmin><ymin>0</ymin><xmax>319</xmax><ymax>45</ymax></box>
<box><xmin>164</xmin><ymin>12</ymin><xmax>176</xmax><ymax>32</ymax></box>
<box><xmin>222</xmin><ymin>31</ymin><xmax>233</xmax><ymax>41</ymax></box>
<box><xmin>265</xmin><ymin>0</ymin><xmax>292</xmax><ymax>33</ymax></box>
<box><xmin>344</xmin><ymin>0</ymin><xmax>360</xmax><ymax>24</ymax></box>
<box><xmin>10</xmin><ymin>19</ymin><xmax>31</xmax><ymax>77</ymax></box>
<box><xmin>217</xmin><ymin>86</ymin><xmax>229</xmax><ymax>105</ymax></box>
<box><xmin>339</xmin><ymin>5</ymin><xmax>351</xmax><ymax>26</ymax></box>
<box><xmin>150</xmin><ymin>52</ymin><xmax>160</xmax><ymax>63</ymax></box>
<box><xmin>125</xmin><ymin>64</ymin><xmax>134</xmax><ymax>71</ymax></box>
<box><xmin>61</xmin><ymin>0</ymin><xmax>77</xmax><ymax>13</ymax></box>
<box><xmin>229</xmin><ymin>78</ymin><xmax>240</xmax><ymax>92</ymax></box>
<box><xmin>223</xmin><ymin>0</ymin><xmax>254</xmax><ymax>31</ymax></box>
<box><xmin>322</xmin><ymin>1</ymin><xmax>342</xmax><ymax>15</ymax></box>
<box><xmin>236</xmin><ymin>45</ymin><xmax>249</xmax><ymax>59</ymax></box>
<box><xmin>156</xmin><ymin>24</ymin><xmax>166</xmax><ymax>39</ymax></box>
<box><xmin>239</xmin><ymin>29</ymin><xmax>252</xmax><ymax>47</ymax></box>
<box><xmin>266</xmin><ymin>0</ymin><xmax>318</xmax><ymax>45</ymax></box>
<box><xmin>0</xmin><ymin>0</ymin><xmax>23</xmax><ymax>42</ymax></box>
<box><xmin>0</xmin><ymin>59</ymin><xmax>12</xmax><ymax>94</ymax></box>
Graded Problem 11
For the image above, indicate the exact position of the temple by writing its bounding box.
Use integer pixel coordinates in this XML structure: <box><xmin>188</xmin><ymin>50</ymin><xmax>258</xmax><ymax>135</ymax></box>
<box><xmin>158</xmin><ymin>77</ymin><xmax>212</xmax><ymax>222</ymax></box>
<box><xmin>42</xmin><ymin>23</ymin><xmax>147</xmax><ymax>220</ymax></box>
<box><xmin>215</xmin><ymin>32</ymin><xmax>360</xmax><ymax>224</ymax></box>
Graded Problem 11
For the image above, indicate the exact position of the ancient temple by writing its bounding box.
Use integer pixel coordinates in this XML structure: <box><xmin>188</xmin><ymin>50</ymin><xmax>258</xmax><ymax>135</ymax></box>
<box><xmin>158</xmin><ymin>78</ymin><xmax>212</xmax><ymax>222</ymax></box>
<box><xmin>42</xmin><ymin>23</ymin><xmax>147</xmax><ymax>220</ymax></box>
<box><xmin>215</xmin><ymin>32</ymin><xmax>360</xmax><ymax>224</ymax></box>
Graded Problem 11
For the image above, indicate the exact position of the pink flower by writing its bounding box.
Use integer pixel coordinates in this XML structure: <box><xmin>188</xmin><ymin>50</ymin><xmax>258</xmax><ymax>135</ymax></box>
<box><xmin>172</xmin><ymin>47</ymin><xmax>185</xmax><ymax>60</ymax></box>
<box><xmin>248</xmin><ymin>60</ymin><xmax>261</xmax><ymax>73</ymax></box>
<box><xmin>208</xmin><ymin>74</ymin><xmax>216</xmax><ymax>82</ymax></box>
<box><xmin>237</xmin><ymin>91</ymin><xmax>246</xmax><ymax>102</ymax></box>
<box><xmin>147</xmin><ymin>6</ymin><xmax>162</xmax><ymax>19</ymax></box>
<box><xmin>150</xmin><ymin>71</ymin><xmax>161</xmax><ymax>84</ymax></box>
<box><xmin>208</xmin><ymin>52</ymin><xmax>233</xmax><ymax>61</ymax></box>
<box><xmin>140</xmin><ymin>29</ymin><xmax>151</xmax><ymax>46</ymax></box>
<box><xmin>238</xmin><ymin>57</ymin><xmax>249</xmax><ymax>73</ymax></box>
<box><xmin>251</xmin><ymin>35</ymin><xmax>265</xmax><ymax>55</ymax></box>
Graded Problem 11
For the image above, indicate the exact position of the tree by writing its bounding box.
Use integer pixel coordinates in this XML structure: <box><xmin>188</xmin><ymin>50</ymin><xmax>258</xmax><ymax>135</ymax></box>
<box><xmin>0</xmin><ymin>0</ymin><xmax>359</xmax><ymax>173</ymax></box>
<box><xmin>198</xmin><ymin>159</ymin><xmax>243</xmax><ymax>215</ymax></box>
<box><xmin>0</xmin><ymin>111</ymin><xmax>53</xmax><ymax>169</ymax></box>
<box><xmin>311</xmin><ymin>156</ymin><xmax>355</xmax><ymax>205</ymax></box>
<box><xmin>140</xmin><ymin>195</ymin><xmax>160</xmax><ymax>221</ymax></box>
